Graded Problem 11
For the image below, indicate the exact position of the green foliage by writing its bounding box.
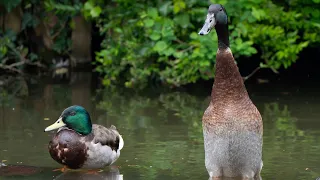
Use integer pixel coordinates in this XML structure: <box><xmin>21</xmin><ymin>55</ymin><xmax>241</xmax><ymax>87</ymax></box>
<box><xmin>43</xmin><ymin>0</ymin><xmax>79</xmax><ymax>55</ymax></box>
<box><xmin>44</xmin><ymin>0</ymin><xmax>82</xmax><ymax>16</ymax></box>
<box><xmin>82</xmin><ymin>0</ymin><xmax>102</xmax><ymax>19</ymax></box>
<box><xmin>21</xmin><ymin>13</ymin><xmax>40</xmax><ymax>30</ymax></box>
<box><xmin>263</xmin><ymin>102</ymin><xmax>304</xmax><ymax>137</ymax></box>
<box><xmin>226</xmin><ymin>0</ymin><xmax>319</xmax><ymax>70</ymax></box>
<box><xmin>90</xmin><ymin>1</ymin><xmax>254</xmax><ymax>88</ymax></box>
<box><xmin>1</xmin><ymin>0</ymin><xmax>320</xmax><ymax>86</ymax></box>
<box><xmin>0</xmin><ymin>0</ymin><xmax>80</xmax><ymax>72</ymax></box>
<box><xmin>0</xmin><ymin>0</ymin><xmax>46</xmax><ymax>67</ymax></box>
<box><xmin>0</xmin><ymin>29</ymin><xmax>28</xmax><ymax>63</ymax></box>
<box><xmin>0</xmin><ymin>0</ymin><xmax>21</xmax><ymax>12</ymax></box>
<box><xmin>89</xmin><ymin>0</ymin><xmax>320</xmax><ymax>88</ymax></box>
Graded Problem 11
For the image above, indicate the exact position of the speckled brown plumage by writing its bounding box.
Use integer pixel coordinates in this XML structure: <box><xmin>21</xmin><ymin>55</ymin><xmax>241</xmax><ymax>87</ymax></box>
<box><xmin>198</xmin><ymin>5</ymin><xmax>263</xmax><ymax>179</ymax></box>
<box><xmin>201</xmin><ymin>47</ymin><xmax>263</xmax><ymax>179</ymax></box>
<box><xmin>48</xmin><ymin>128</ymin><xmax>88</xmax><ymax>169</ymax></box>
<box><xmin>202</xmin><ymin>48</ymin><xmax>263</xmax><ymax>134</ymax></box>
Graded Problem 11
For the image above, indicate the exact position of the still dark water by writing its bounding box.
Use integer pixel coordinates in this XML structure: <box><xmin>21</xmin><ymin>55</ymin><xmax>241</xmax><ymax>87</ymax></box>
<box><xmin>0</xmin><ymin>73</ymin><xmax>320</xmax><ymax>180</ymax></box>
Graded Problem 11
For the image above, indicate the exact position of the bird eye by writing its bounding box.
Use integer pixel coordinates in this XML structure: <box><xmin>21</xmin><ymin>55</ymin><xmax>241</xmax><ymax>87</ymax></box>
<box><xmin>210</xmin><ymin>19</ymin><xmax>212</xmax><ymax>22</ymax></box>
<box><xmin>70</xmin><ymin>111</ymin><xmax>76</xmax><ymax>116</ymax></box>
<box><xmin>219</xmin><ymin>8</ymin><xmax>223</xmax><ymax>11</ymax></box>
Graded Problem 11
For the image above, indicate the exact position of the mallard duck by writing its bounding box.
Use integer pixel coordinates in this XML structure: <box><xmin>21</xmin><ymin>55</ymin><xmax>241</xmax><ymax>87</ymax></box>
<box><xmin>198</xmin><ymin>4</ymin><xmax>263</xmax><ymax>179</ymax></box>
<box><xmin>44</xmin><ymin>105</ymin><xmax>124</xmax><ymax>171</ymax></box>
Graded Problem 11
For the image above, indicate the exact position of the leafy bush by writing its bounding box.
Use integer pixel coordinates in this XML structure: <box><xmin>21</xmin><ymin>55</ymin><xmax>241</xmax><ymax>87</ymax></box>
<box><xmin>90</xmin><ymin>0</ymin><xmax>320</xmax><ymax>88</ymax></box>
<box><xmin>1</xmin><ymin>0</ymin><xmax>319</xmax><ymax>87</ymax></box>
<box><xmin>0</xmin><ymin>0</ymin><xmax>78</xmax><ymax>73</ymax></box>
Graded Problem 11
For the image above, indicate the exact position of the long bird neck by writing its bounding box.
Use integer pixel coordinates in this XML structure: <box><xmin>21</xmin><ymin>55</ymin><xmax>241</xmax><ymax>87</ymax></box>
<box><xmin>211</xmin><ymin>23</ymin><xmax>248</xmax><ymax>101</ymax></box>
<box><xmin>216</xmin><ymin>24</ymin><xmax>230</xmax><ymax>49</ymax></box>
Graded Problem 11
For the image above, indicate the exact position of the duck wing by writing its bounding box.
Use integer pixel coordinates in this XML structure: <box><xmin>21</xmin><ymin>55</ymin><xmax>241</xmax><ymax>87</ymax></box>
<box><xmin>91</xmin><ymin>124</ymin><xmax>123</xmax><ymax>152</ymax></box>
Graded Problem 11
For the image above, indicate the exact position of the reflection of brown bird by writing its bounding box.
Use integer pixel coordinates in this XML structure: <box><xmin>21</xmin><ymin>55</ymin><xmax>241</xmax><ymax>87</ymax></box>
<box><xmin>54</xmin><ymin>167</ymin><xmax>123</xmax><ymax>180</ymax></box>
<box><xmin>207</xmin><ymin>176</ymin><xmax>262</xmax><ymax>180</ymax></box>
<box><xmin>198</xmin><ymin>4</ymin><xmax>263</xmax><ymax>180</ymax></box>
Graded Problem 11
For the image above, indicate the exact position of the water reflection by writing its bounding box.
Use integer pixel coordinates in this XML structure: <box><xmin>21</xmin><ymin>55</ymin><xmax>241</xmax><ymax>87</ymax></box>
<box><xmin>0</xmin><ymin>165</ymin><xmax>123</xmax><ymax>180</ymax></box>
<box><xmin>0</xmin><ymin>165</ymin><xmax>42</xmax><ymax>177</ymax></box>
<box><xmin>54</xmin><ymin>167</ymin><xmax>123</xmax><ymax>180</ymax></box>
<box><xmin>207</xmin><ymin>175</ymin><xmax>262</xmax><ymax>180</ymax></box>
<box><xmin>0</xmin><ymin>74</ymin><xmax>320</xmax><ymax>180</ymax></box>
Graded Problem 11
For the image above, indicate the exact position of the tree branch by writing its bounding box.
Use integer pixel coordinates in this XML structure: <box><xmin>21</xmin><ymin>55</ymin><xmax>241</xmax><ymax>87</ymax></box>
<box><xmin>0</xmin><ymin>64</ymin><xmax>23</xmax><ymax>74</ymax></box>
<box><xmin>179</xmin><ymin>46</ymin><xmax>194</xmax><ymax>53</ymax></box>
<box><xmin>174</xmin><ymin>38</ymin><xmax>187</xmax><ymax>44</ymax></box>
<box><xmin>1</xmin><ymin>57</ymin><xmax>9</xmax><ymax>64</ymax></box>
<box><xmin>52</xmin><ymin>21</ymin><xmax>67</xmax><ymax>40</ymax></box>
<box><xmin>0</xmin><ymin>56</ymin><xmax>47</xmax><ymax>74</ymax></box>
<box><xmin>243</xmin><ymin>66</ymin><xmax>261</xmax><ymax>81</ymax></box>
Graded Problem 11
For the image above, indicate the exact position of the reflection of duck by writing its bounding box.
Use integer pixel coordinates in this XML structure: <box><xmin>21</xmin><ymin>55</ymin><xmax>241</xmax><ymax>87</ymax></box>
<box><xmin>52</xmin><ymin>58</ymin><xmax>69</xmax><ymax>79</ymax></box>
<box><xmin>199</xmin><ymin>4</ymin><xmax>263</xmax><ymax>179</ymax></box>
<box><xmin>0</xmin><ymin>162</ymin><xmax>6</xmax><ymax>167</ymax></box>
<box><xmin>54</xmin><ymin>167</ymin><xmax>123</xmax><ymax>180</ymax></box>
<box><xmin>44</xmin><ymin>105</ymin><xmax>124</xmax><ymax>171</ymax></box>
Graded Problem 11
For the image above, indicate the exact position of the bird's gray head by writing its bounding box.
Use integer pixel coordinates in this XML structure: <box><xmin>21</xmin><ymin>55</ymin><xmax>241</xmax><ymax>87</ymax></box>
<box><xmin>198</xmin><ymin>4</ymin><xmax>228</xmax><ymax>36</ymax></box>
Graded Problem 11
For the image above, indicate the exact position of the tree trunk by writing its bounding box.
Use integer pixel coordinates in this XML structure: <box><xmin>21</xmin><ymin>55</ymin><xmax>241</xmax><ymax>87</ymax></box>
<box><xmin>71</xmin><ymin>16</ymin><xmax>92</xmax><ymax>66</ymax></box>
<box><xmin>1</xmin><ymin>5</ymin><xmax>23</xmax><ymax>34</ymax></box>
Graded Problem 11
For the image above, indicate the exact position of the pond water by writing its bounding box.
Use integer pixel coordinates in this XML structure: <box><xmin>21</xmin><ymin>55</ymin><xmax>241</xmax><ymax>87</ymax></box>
<box><xmin>0</xmin><ymin>73</ymin><xmax>320</xmax><ymax>180</ymax></box>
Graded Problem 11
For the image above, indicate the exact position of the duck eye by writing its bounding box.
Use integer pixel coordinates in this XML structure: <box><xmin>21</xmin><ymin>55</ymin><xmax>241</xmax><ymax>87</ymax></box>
<box><xmin>70</xmin><ymin>111</ymin><xmax>76</xmax><ymax>116</ymax></box>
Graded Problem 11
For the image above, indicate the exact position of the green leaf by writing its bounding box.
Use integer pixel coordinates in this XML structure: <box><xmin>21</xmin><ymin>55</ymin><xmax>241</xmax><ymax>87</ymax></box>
<box><xmin>4</xmin><ymin>29</ymin><xmax>17</xmax><ymax>41</ymax></box>
<box><xmin>0</xmin><ymin>46</ymin><xmax>8</xmax><ymax>57</ymax></box>
<box><xmin>22</xmin><ymin>13</ymin><xmax>33</xmax><ymax>30</ymax></box>
<box><xmin>311</xmin><ymin>22</ymin><xmax>320</xmax><ymax>28</ymax></box>
<box><xmin>90</xmin><ymin>6</ymin><xmax>102</xmax><ymax>18</ymax></box>
<box><xmin>147</xmin><ymin>8</ymin><xmax>158</xmax><ymax>19</ymax></box>
<box><xmin>159</xmin><ymin>1</ymin><xmax>172</xmax><ymax>16</ymax></box>
<box><xmin>190</xmin><ymin>32</ymin><xmax>198</xmax><ymax>39</ymax></box>
<box><xmin>22</xmin><ymin>13</ymin><xmax>39</xmax><ymax>30</ymax></box>
<box><xmin>163</xmin><ymin>47</ymin><xmax>175</xmax><ymax>56</ymax></box>
<box><xmin>153</xmin><ymin>41</ymin><xmax>168</xmax><ymax>52</ymax></box>
<box><xmin>144</xmin><ymin>19</ymin><xmax>154</xmax><ymax>28</ymax></box>
<box><xmin>114</xmin><ymin>28</ymin><xmax>122</xmax><ymax>33</ymax></box>
<box><xmin>28</xmin><ymin>53</ymin><xmax>38</xmax><ymax>61</ymax></box>
<box><xmin>83</xmin><ymin>1</ymin><xmax>94</xmax><ymax>10</ymax></box>
<box><xmin>174</xmin><ymin>51</ymin><xmax>183</xmax><ymax>58</ymax></box>
<box><xmin>174</xmin><ymin>14</ymin><xmax>190</xmax><ymax>28</ymax></box>
<box><xmin>150</xmin><ymin>32</ymin><xmax>161</xmax><ymax>41</ymax></box>
<box><xmin>173</xmin><ymin>0</ymin><xmax>186</xmax><ymax>14</ymax></box>
<box><xmin>103</xmin><ymin>79</ymin><xmax>111</xmax><ymax>86</ymax></box>
<box><xmin>199</xmin><ymin>61</ymin><xmax>210</xmax><ymax>67</ymax></box>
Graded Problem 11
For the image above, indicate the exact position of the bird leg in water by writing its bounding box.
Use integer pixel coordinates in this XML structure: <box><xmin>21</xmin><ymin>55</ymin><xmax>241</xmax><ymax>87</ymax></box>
<box><xmin>84</xmin><ymin>169</ymin><xmax>103</xmax><ymax>175</ymax></box>
<box><xmin>52</xmin><ymin>165</ymin><xmax>69</xmax><ymax>172</ymax></box>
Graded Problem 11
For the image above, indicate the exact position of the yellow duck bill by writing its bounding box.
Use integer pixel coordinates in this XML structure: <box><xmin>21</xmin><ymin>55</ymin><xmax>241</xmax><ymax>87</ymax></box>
<box><xmin>44</xmin><ymin>117</ymin><xmax>66</xmax><ymax>132</ymax></box>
